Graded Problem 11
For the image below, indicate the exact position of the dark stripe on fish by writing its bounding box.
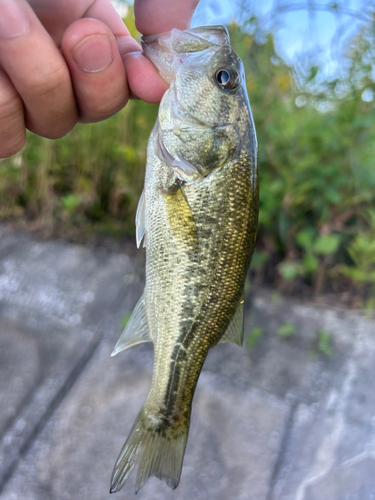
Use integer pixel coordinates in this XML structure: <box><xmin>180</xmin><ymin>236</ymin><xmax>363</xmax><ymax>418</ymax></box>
<box><xmin>161</xmin><ymin>317</ymin><xmax>202</xmax><ymax>418</ymax></box>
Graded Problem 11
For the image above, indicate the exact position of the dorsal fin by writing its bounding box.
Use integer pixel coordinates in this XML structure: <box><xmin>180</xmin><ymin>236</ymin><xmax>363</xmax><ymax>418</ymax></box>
<box><xmin>111</xmin><ymin>293</ymin><xmax>152</xmax><ymax>356</ymax></box>
<box><xmin>219</xmin><ymin>295</ymin><xmax>244</xmax><ymax>346</ymax></box>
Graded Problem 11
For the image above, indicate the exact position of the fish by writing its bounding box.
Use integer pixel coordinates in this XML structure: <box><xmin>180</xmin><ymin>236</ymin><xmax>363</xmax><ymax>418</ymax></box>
<box><xmin>109</xmin><ymin>24</ymin><xmax>258</xmax><ymax>494</ymax></box>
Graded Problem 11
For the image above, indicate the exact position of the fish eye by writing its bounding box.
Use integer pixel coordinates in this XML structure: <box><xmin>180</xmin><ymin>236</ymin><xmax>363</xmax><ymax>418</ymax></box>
<box><xmin>215</xmin><ymin>67</ymin><xmax>239</xmax><ymax>92</ymax></box>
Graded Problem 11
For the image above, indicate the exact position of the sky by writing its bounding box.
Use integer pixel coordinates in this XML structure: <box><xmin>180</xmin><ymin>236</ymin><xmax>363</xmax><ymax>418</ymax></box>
<box><xmin>113</xmin><ymin>0</ymin><xmax>374</xmax><ymax>79</ymax></box>
<box><xmin>192</xmin><ymin>0</ymin><xmax>374</xmax><ymax>78</ymax></box>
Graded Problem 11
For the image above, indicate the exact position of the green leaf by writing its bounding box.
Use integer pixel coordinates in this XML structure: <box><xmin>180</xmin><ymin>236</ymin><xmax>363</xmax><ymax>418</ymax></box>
<box><xmin>306</xmin><ymin>65</ymin><xmax>319</xmax><ymax>83</ymax></box>
<box><xmin>277</xmin><ymin>322</ymin><xmax>296</xmax><ymax>339</ymax></box>
<box><xmin>247</xmin><ymin>327</ymin><xmax>264</xmax><ymax>349</ymax></box>
<box><xmin>278</xmin><ymin>261</ymin><xmax>303</xmax><ymax>280</ymax></box>
<box><xmin>313</xmin><ymin>234</ymin><xmax>340</xmax><ymax>255</ymax></box>
<box><xmin>317</xmin><ymin>329</ymin><xmax>333</xmax><ymax>356</ymax></box>
<box><xmin>296</xmin><ymin>228</ymin><xmax>315</xmax><ymax>250</ymax></box>
<box><xmin>302</xmin><ymin>253</ymin><xmax>319</xmax><ymax>272</ymax></box>
<box><xmin>61</xmin><ymin>194</ymin><xmax>81</xmax><ymax>214</ymax></box>
<box><xmin>250</xmin><ymin>250</ymin><xmax>267</xmax><ymax>270</ymax></box>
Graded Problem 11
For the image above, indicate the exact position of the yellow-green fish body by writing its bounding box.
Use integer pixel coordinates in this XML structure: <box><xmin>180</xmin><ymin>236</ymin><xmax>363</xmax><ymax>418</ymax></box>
<box><xmin>110</xmin><ymin>25</ymin><xmax>258</xmax><ymax>494</ymax></box>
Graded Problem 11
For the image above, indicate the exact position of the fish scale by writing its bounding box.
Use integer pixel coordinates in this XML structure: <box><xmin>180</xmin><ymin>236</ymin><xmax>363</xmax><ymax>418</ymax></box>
<box><xmin>110</xmin><ymin>25</ymin><xmax>258</xmax><ymax>494</ymax></box>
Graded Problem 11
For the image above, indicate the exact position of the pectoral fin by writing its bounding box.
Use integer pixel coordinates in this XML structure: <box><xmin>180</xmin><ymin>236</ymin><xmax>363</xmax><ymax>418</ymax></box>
<box><xmin>136</xmin><ymin>190</ymin><xmax>146</xmax><ymax>249</ymax></box>
<box><xmin>164</xmin><ymin>186</ymin><xmax>198</xmax><ymax>247</ymax></box>
<box><xmin>111</xmin><ymin>293</ymin><xmax>152</xmax><ymax>356</ymax></box>
<box><xmin>219</xmin><ymin>296</ymin><xmax>244</xmax><ymax>346</ymax></box>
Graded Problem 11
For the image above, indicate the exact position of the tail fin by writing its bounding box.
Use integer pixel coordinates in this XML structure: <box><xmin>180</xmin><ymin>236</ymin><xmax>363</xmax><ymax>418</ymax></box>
<box><xmin>110</xmin><ymin>406</ymin><xmax>189</xmax><ymax>494</ymax></box>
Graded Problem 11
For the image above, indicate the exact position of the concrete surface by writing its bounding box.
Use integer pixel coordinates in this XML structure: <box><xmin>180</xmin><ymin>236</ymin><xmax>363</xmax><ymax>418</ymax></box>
<box><xmin>0</xmin><ymin>226</ymin><xmax>374</xmax><ymax>500</ymax></box>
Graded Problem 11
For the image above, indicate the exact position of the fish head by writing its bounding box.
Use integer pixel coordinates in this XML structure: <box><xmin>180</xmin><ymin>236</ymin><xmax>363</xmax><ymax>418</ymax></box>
<box><xmin>142</xmin><ymin>26</ymin><xmax>256</xmax><ymax>183</ymax></box>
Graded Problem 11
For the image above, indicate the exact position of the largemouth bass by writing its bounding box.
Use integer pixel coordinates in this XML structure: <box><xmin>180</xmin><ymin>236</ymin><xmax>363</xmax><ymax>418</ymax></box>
<box><xmin>110</xmin><ymin>25</ymin><xmax>258</xmax><ymax>494</ymax></box>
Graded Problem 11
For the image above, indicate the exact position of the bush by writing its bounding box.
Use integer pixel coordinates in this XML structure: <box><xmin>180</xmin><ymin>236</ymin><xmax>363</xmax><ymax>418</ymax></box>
<box><xmin>0</xmin><ymin>11</ymin><xmax>374</xmax><ymax>303</ymax></box>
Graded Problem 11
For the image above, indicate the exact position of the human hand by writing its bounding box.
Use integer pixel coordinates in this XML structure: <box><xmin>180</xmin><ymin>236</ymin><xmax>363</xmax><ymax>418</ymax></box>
<box><xmin>0</xmin><ymin>0</ymin><xmax>199</xmax><ymax>158</ymax></box>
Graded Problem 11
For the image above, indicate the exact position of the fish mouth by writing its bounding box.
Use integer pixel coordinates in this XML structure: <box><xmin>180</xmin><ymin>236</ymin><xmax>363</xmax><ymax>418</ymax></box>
<box><xmin>141</xmin><ymin>25</ymin><xmax>230</xmax><ymax>83</ymax></box>
<box><xmin>142</xmin><ymin>25</ymin><xmax>229</xmax><ymax>47</ymax></box>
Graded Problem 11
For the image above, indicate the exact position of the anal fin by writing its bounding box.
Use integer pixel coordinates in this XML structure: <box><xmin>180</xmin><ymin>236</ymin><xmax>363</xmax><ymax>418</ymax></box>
<box><xmin>219</xmin><ymin>295</ymin><xmax>244</xmax><ymax>347</ymax></box>
<box><xmin>111</xmin><ymin>293</ymin><xmax>152</xmax><ymax>356</ymax></box>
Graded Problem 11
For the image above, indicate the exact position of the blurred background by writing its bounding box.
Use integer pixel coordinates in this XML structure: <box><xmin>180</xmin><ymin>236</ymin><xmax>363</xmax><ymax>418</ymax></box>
<box><xmin>0</xmin><ymin>0</ymin><xmax>374</xmax><ymax>309</ymax></box>
<box><xmin>1</xmin><ymin>2</ymin><xmax>375</xmax><ymax>500</ymax></box>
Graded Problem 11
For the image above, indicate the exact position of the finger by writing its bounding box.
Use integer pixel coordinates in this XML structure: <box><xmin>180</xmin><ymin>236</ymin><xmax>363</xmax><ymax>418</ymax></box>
<box><xmin>30</xmin><ymin>0</ymin><xmax>168</xmax><ymax>104</ymax></box>
<box><xmin>0</xmin><ymin>68</ymin><xmax>25</xmax><ymax>158</ymax></box>
<box><xmin>0</xmin><ymin>0</ymin><xmax>77</xmax><ymax>139</ymax></box>
<box><xmin>129</xmin><ymin>0</ymin><xmax>199</xmax><ymax>102</ymax></box>
<box><xmin>61</xmin><ymin>18</ymin><xmax>128</xmax><ymax>123</ymax></box>
<box><xmin>29</xmin><ymin>0</ymin><xmax>130</xmax><ymax>45</ymax></box>
<box><xmin>122</xmin><ymin>50</ymin><xmax>168</xmax><ymax>104</ymax></box>
<box><xmin>84</xmin><ymin>0</ymin><xmax>168</xmax><ymax>102</ymax></box>
<box><xmin>134</xmin><ymin>0</ymin><xmax>200</xmax><ymax>35</ymax></box>
<box><xmin>83</xmin><ymin>0</ymin><xmax>130</xmax><ymax>37</ymax></box>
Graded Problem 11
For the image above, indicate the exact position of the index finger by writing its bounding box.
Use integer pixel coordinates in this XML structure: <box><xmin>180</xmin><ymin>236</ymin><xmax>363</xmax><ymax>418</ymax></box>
<box><xmin>134</xmin><ymin>0</ymin><xmax>199</xmax><ymax>35</ymax></box>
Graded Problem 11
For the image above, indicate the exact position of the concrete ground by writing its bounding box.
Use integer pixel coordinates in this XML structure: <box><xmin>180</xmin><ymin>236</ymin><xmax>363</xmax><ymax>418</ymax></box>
<box><xmin>0</xmin><ymin>226</ymin><xmax>374</xmax><ymax>500</ymax></box>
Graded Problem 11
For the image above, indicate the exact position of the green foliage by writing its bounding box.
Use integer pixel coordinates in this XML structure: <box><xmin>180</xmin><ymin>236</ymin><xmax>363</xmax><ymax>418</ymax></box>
<box><xmin>247</xmin><ymin>327</ymin><xmax>264</xmax><ymax>348</ymax></box>
<box><xmin>362</xmin><ymin>295</ymin><xmax>375</xmax><ymax>313</ymax></box>
<box><xmin>230</xmin><ymin>17</ymin><xmax>375</xmax><ymax>298</ymax></box>
<box><xmin>61</xmin><ymin>194</ymin><xmax>82</xmax><ymax>215</ymax></box>
<box><xmin>279</xmin><ymin>230</ymin><xmax>341</xmax><ymax>281</ymax></box>
<box><xmin>337</xmin><ymin>215</ymin><xmax>375</xmax><ymax>284</ymax></box>
<box><xmin>0</xmin><ymin>96</ymin><xmax>158</xmax><ymax>240</ymax></box>
<box><xmin>278</xmin><ymin>261</ymin><xmax>304</xmax><ymax>281</ymax></box>
<box><xmin>317</xmin><ymin>329</ymin><xmax>333</xmax><ymax>356</ymax></box>
<box><xmin>0</xmin><ymin>9</ymin><xmax>374</xmax><ymax>299</ymax></box>
<box><xmin>313</xmin><ymin>235</ymin><xmax>341</xmax><ymax>256</ymax></box>
<box><xmin>277</xmin><ymin>322</ymin><xmax>296</xmax><ymax>339</ymax></box>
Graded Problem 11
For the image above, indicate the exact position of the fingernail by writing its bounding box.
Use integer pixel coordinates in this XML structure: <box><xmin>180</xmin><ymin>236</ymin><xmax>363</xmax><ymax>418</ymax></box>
<box><xmin>72</xmin><ymin>35</ymin><xmax>113</xmax><ymax>73</ymax></box>
<box><xmin>0</xmin><ymin>0</ymin><xmax>29</xmax><ymax>39</ymax></box>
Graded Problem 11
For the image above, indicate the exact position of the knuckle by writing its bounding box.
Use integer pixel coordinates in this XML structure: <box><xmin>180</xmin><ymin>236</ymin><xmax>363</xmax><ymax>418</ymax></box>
<box><xmin>27</xmin><ymin>64</ymin><xmax>70</xmax><ymax>98</ymax></box>
<box><xmin>0</xmin><ymin>89</ymin><xmax>25</xmax><ymax>158</ymax></box>
<box><xmin>82</xmin><ymin>94</ymin><xmax>126</xmax><ymax>122</ymax></box>
<box><xmin>0</xmin><ymin>133</ymin><xmax>26</xmax><ymax>158</ymax></box>
<box><xmin>0</xmin><ymin>90</ymin><xmax>23</xmax><ymax>122</ymax></box>
<box><xmin>27</xmin><ymin>118</ymin><xmax>76</xmax><ymax>140</ymax></box>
